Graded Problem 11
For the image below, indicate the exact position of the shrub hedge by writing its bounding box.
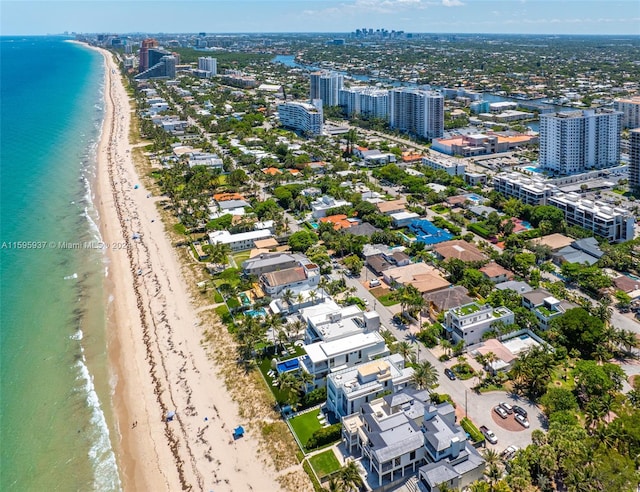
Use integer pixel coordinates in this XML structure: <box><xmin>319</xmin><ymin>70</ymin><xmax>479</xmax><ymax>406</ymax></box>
<box><xmin>306</xmin><ymin>423</ymin><xmax>341</xmax><ymax>450</ymax></box>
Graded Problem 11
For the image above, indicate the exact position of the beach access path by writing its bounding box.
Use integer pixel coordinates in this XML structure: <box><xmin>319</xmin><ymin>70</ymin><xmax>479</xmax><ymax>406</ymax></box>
<box><xmin>91</xmin><ymin>45</ymin><xmax>284</xmax><ymax>491</ymax></box>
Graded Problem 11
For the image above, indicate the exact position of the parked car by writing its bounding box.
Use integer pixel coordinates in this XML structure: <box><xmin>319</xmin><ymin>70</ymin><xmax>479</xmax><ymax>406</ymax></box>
<box><xmin>444</xmin><ymin>368</ymin><xmax>456</xmax><ymax>380</ymax></box>
<box><xmin>501</xmin><ymin>445</ymin><xmax>519</xmax><ymax>460</ymax></box>
<box><xmin>499</xmin><ymin>402</ymin><xmax>514</xmax><ymax>414</ymax></box>
<box><xmin>515</xmin><ymin>414</ymin><xmax>530</xmax><ymax>428</ymax></box>
<box><xmin>369</xmin><ymin>279</ymin><xmax>381</xmax><ymax>287</ymax></box>
<box><xmin>512</xmin><ymin>405</ymin><xmax>527</xmax><ymax>418</ymax></box>
<box><xmin>494</xmin><ymin>406</ymin><xmax>508</xmax><ymax>419</ymax></box>
<box><xmin>480</xmin><ymin>425</ymin><xmax>498</xmax><ymax>444</ymax></box>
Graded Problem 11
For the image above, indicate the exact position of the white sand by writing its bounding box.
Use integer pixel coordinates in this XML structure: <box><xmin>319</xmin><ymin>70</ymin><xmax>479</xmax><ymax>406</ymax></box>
<box><xmin>89</xmin><ymin>44</ymin><xmax>282</xmax><ymax>491</ymax></box>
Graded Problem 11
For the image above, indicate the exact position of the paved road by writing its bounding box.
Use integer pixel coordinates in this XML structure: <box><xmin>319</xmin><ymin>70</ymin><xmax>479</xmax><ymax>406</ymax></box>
<box><xmin>336</xmin><ymin>267</ymin><xmax>545</xmax><ymax>453</ymax></box>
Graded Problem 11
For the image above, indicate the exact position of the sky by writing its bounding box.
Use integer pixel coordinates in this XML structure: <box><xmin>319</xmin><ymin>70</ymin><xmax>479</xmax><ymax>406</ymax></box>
<box><xmin>1</xmin><ymin>0</ymin><xmax>639</xmax><ymax>36</ymax></box>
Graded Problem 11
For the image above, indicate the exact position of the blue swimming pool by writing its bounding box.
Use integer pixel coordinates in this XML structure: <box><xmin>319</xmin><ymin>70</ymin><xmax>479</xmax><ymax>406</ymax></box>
<box><xmin>239</xmin><ymin>292</ymin><xmax>251</xmax><ymax>306</ymax></box>
<box><xmin>523</xmin><ymin>166</ymin><xmax>543</xmax><ymax>174</ymax></box>
<box><xmin>277</xmin><ymin>358</ymin><xmax>300</xmax><ymax>373</ymax></box>
<box><xmin>245</xmin><ymin>308</ymin><xmax>267</xmax><ymax>318</ymax></box>
<box><xmin>466</xmin><ymin>193</ymin><xmax>482</xmax><ymax>202</ymax></box>
<box><xmin>521</xmin><ymin>221</ymin><xmax>532</xmax><ymax>229</ymax></box>
<box><xmin>309</xmin><ymin>222</ymin><xmax>319</xmax><ymax>229</ymax></box>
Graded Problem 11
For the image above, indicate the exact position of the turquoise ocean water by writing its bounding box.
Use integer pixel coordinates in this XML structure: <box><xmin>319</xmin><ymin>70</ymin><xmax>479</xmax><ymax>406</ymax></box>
<box><xmin>1</xmin><ymin>37</ymin><xmax>121</xmax><ymax>490</ymax></box>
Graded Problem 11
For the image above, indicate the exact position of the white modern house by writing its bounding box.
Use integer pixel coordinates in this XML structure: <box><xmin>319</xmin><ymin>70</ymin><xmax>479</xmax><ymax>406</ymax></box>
<box><xmin>208</xmin><ymin>229</ymin><xmax>272</xmax><ymax>252</ymax></box>
<box><xmin>300</xmin><ymin>331</ymin><xmax>390</xmax><ymax>388</ymax></box>
<box><xmin>326</xmin><ymin>354</ymin><xmax>414</xmax><ymax>418</ymax></box>
<box><xmin>444</xmin><ymin>302</ymin><xmax>515</xmax><ymax>346</ymax></box>
<box><xmin>341</xmin><ymin>388</ymin><xmax>485</xmax><ymax>489</ymax></box>
<box><xmin>310</xmin><ymin>195</ymin><xmax>352</xmax><ymax>218</ymax></box>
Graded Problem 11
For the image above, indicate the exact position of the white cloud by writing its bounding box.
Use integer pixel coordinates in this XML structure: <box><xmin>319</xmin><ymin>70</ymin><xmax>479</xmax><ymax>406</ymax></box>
<box><xmin>442</xmin><ymin>0</ymin><xmax>464</xmax><ymax>6</ymax></box>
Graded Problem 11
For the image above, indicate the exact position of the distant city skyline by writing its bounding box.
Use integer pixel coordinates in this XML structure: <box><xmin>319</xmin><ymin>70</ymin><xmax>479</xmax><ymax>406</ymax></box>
<box><xmin>2</xmin><ymin>0</ymin><xmax>639</xmax><ymax>36</ymax></box>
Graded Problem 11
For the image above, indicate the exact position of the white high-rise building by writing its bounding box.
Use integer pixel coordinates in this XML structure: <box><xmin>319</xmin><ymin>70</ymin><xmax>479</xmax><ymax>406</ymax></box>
<box><xmin>277</xmin><ymin>100</ymin><xmax>323</xmax><ymax>136</ymax></box>
<box><xmin>539</xmin><ymin>109</ymin><xmax>622</xmax><ymax>175</ymax></box>
<box><xmin>339</xmin><ymin>87</ymin><xmax>389</xmax><ymax>119</ymax></box>
<box><xmin>309</xmin><ymin>71</ymin><xmax>343</xmax><ymax>107</ymax></box>
<box><xmin>614</xmin><ymin>96</ymin><xmax>640</xmax><ymax>129</ymax></box>
<box><xmin>630</xmin><ymin>128</ymin><xmax>640</xmax><ymax>190</ymax></box>
<box><xmin>389</xmin><ymin>88</ymin><xmax>444</xmax><ymax>140</ymax></box>
<box><xmin>197</xmin><ymin>57</ymin><xmax>217</xmax><ymax>76</ymax></box>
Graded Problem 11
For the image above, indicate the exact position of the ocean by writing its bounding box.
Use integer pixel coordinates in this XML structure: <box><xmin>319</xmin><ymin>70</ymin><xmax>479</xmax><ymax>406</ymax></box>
<box><xmin>0</xmin><ymin>37</ymin><xmax>121</xmax><ymax>490</ymax></box>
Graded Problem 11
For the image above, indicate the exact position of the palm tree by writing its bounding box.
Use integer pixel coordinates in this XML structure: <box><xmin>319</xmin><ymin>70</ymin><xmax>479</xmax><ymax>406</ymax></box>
<box><xmin>276</xmin><ymin>371</ymin><xmax>302</xmax><ymax>407</ymax></box>
<box><xmin>482</xmin><ymin>448</ymin><xmax>501</xmax><ymax>468</ymax></box>
<box><xmin>411</xmin><ymin>360</ymin><xmax>439</xmax><ymax>390</ymax></box>
<box><xmin>396</xmin><ymin>341</ymin><xmax>415</xmax><ymax>363</ymax></box>
<box><xmin>308</xmin><ymin>289</ymin><xmax>318</xmax><ymax>305</ymax></box>
<box><xmin>338</xmin><ymin>460</ymin><xmax>364</xmax><ymax>492</ymax></box>
<box><xmin>209</xmin><ymin>242</ymin><xmax>231</xmax><ymax>267</ymax></box>
<box><xmin>327</xmin><ymin>477</ymin><xmax>344</xmax><ymax>492</ymax></box>
<box><xmin>281</xmin><ymin>289</ymin><xmax>295</xmax><ymax>310</ymax></box>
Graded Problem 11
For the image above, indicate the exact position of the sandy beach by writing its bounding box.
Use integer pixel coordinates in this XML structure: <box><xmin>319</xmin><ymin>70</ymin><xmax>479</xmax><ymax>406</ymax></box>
<box><xmin>89</xmin><ymin>45</ymin><xmax>285</xmax><ymax>491</ymax></box>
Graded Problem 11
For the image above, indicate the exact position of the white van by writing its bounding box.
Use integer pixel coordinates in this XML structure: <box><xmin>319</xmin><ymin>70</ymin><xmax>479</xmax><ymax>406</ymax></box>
<box><xmin>369</xmin><ymin>279</ymin><xmax>381</xmax><ymax>288</ymax></box>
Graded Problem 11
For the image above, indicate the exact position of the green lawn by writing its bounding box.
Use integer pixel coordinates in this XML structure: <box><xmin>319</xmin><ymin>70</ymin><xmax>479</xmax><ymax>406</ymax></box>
<box><xmin>308</xmin><ymin>449</ymin><xmax>341</xmax><ymax>478</ymax></box>
<box><xmin>289</xmin><ymin>410</ymin><xmax>323</xmax><ymax>449</ymax></box>
<box><xmin>377</xmin><ymin>293</ymin><xmax>400</xmax><ymax>306</ymax></box>
<box><xmin>232</xmin><ymin>251</ymin><xmax>251</xmax><ymax>266</ymax></box>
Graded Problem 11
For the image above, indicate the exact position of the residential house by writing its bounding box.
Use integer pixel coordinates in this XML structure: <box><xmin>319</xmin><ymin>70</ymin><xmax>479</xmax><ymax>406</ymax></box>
<box><xmin>209</xmin><ymin>229</ymin><xmax>273</xmax><ymax>252</ymax></box>
<box><xmin>521</xmin><ymin>288</ymin><xmax>578</xmax><ymax>329</ymax></box>
<box><xmin>301</xmin><ymin>331</ymin><xmax>389</xmax><ymax>388</ymax></box>
<box><xmin>444</xmin><ymin>302</ymin><xmax>515</xmax><ymax>345</ymax></box>
<box><xmin>242</xmin><ymin>252</ymin><xmax>303</xmax><ymax>276</ymax></box>
<box><xmin>342</xmin><ymin>388</ymin><xmax>485</xmax><ymax>489</ymax></box>
<box><xmin>383</xmin><ymin>263</ymin><xmax>450</xmax><ymax>294</ymax></box>
<box><xmin>479</xmin><ymin>262</ymin><xmax>514</xmax><ymax>284</ymax></box>
<box><xmin>433</xmin><ymin>240</ymin><xmax>487</xmax><ymax>263</ymax></box>
<box><xmin>376</xmin><ymin>199</ymin><xmax>407</xmax><ymax>216</ymax></box>
<box><xmin>423</xmin><ymin>286</ymin><xmax>474</xmax><ymax>322</ymax></box>
<box><xmin>326</xmin><ymin>354</ymin><xmax>414</xmax><ymax>418</ymax></box>
<box><xmin>391</xmin><ymin>211</ymin><xmax>421</xmax><ymax>228</ymax></box>
<box><xmin>311</xmin><ymin>195</ymin><xmax>352</xmax><ymax>218</ymax></box>
<box><xmin>260</xmin><ymin>262</ymin><xmax>320</xmax><ymax>297</ymax></box>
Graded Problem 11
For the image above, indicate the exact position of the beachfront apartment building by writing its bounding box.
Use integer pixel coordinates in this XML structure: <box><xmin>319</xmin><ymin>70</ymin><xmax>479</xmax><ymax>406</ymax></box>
<box><xmin>539</xmin><ymin>109</ymin><xmax>622</xmax><ymax>174</ymax></box>
<box><xmin>310</xmin><ymin>195</ymin><xmax>351</xmax><ymax>218</ymax></box>
<box><xmin>444</xmin><ymin>302</ymin><xmax>515</xmax><ymax>346</ymax></box>
<box><xmin>277</xmin><ymin>100</ymin><xmax>324</xmax><ymax>136</ymax></box>
<box><xmin>310</xmin><ymin>71</ymin><xmax>344</xmax><ymax>106</ymax></box>
<box><xmin>135</xmin><ymin>50</ymin><xmax>176</xmax><ymax>80</ymax></box>
<box><xmin>630</xmin><ymin>128</ymin><xmax>640</xmax><ymax>190</ymax></box>
<box><xmin>197</xmin><ymin>56</ymin><xmax>217</xmax><ymax>77</ymax></box>
<box><xmin>389</xmin><ymin>89</ymin><xmax>444</xmax><ymax>140</ymax></box>
<box><xmin>422</xmin><ymin>155</ymin><xmax>466</xmax><ymax>176</ymax></box>
<box><xmin>326</xmin><ymin>354</ymin><xmax>414</xmax><ymax>418</ymax></box>
<box><xmin>300</xmin><ymin>331</ymin><xmax>390</xmax><ymax>388</ymax></box>
<box><xmin>339</xmin><ymin>87</ymin><xmax>389</xmax><ymax>119</ymax></box>
<box><xmin>208</xmin><ymin>229</ymin><xmax>273</xmax><ymax>252</ymax></box>
<box><xmin>492</xmin><ymin>172</ymin><xmax>558</xmax><ymax>205</ymax></box>
<box><xmin>259</xmin><ymin>262</ymin><xmax>320</xmax><ymax>297</ymax></box>
<box><xmin>614</xmin><ymin>96</ymin><xmax>640</xmax><ymax>129</ymax></box>
<box><xmin>341</xmin><ymin>388</ymin><xmax>485</xmax><ymax>489</ymax></box>
<box><xmin>547</xmin><ymin>192</ymin><xmax>635</xmax><ymax>243</ymax></box>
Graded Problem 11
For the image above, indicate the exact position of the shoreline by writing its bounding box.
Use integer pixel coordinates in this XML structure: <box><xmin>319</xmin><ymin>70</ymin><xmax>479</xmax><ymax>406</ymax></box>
<box><xmin>87</xmin><ymin>43</ymin><xmax>284</xmax><ymax>491</ymax></box>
